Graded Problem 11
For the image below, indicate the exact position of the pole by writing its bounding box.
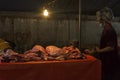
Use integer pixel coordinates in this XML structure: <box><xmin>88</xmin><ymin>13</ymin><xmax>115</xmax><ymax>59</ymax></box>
<box><xmin>78</xmin><ymin>0</ymin><xmax>81</xmax><ymax>49</ymax></box>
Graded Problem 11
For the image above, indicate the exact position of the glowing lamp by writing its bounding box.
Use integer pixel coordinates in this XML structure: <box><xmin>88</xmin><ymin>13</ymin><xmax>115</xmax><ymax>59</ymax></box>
<box><xmin>43</xmin><ymin>9</ymin><xmax>49</xmax><ymax>16</ymax></box>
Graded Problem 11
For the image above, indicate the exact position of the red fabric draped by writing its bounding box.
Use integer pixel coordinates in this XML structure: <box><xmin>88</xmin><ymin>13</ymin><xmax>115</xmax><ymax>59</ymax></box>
<box><xmin>0</xmin><ymin>55</ymin><xmax>101</xmax><ymax>80</ymax></box>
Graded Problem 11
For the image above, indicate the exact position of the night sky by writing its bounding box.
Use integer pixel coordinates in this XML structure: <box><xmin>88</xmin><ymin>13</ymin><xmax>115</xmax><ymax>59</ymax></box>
<box><xmin>0</xmin><ymin>0</ymin><xmax>45</xmax><ymax>12</ymax></box>
<box><xmin>0</xmin><ymin>0</ymin><xmax>120</xmax><ymax>16</ymax></box>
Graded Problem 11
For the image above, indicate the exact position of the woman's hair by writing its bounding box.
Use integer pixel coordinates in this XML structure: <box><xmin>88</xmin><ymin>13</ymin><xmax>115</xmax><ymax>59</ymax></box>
<box><xmin>96</xmin><ymin>7</ymin><xmax>114</xmax><ymax>21</ymax></box>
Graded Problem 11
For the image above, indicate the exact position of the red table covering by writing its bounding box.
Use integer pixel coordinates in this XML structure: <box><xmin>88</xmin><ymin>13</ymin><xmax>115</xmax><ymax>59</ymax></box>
<box><xmin>0</xmin><ymin>55</ymin><xmax>101</xmax><ymax>80</ymax></box>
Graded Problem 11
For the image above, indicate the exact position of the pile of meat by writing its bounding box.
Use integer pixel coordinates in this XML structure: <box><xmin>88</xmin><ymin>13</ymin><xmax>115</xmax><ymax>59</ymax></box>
<box><xmin>0</xmin><ymin>45</ymin><xmax>82</xmax><ymax>63</ymax></box>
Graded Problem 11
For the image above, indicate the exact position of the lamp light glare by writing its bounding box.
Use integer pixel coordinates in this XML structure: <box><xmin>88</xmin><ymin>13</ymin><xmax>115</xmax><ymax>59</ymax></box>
<box><xmin>43</xmin><ymin>9</ymin><xmax>49</xmax><ymax>16</ymax></box>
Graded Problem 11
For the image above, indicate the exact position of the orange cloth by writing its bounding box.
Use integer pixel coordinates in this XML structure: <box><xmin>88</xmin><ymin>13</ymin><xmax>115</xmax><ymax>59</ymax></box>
<box><xmin>0</xmin><ymin>55</ymin><xmax>101</xmax><ymax>80</ymax></box>
<box><xmin>0</xmin><ymin>39</ymin><xmax>11</xmax><ymax>51</ymax></box>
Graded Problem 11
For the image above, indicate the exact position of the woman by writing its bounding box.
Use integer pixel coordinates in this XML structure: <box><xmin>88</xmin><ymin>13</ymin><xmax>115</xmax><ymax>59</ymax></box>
<box><xmin>95</xmin><ymin>7</ymin><xmax>119</xmax><ymax>80</ymax></box>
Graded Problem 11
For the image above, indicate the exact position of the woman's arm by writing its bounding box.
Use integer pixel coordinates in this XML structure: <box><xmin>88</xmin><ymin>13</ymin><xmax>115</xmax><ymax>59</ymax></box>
<box><xmin>95</xmin><ymin>46</ymin><xmax>114</xmax><ymax>53</ymax></box>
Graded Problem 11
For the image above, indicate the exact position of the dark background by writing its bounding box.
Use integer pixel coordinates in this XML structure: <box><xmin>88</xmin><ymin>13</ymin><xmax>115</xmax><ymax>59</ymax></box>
<box><xmin>0</xmin><ymin>0</ymin><xmax>120</xmax><ymax>16</ymax></box>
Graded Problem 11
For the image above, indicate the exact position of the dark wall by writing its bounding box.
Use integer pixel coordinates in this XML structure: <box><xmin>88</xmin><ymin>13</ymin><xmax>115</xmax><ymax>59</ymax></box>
<box><xmin>1</xmin><ymin>12</ymin><xmax>120</xmax><ymax>54</ymax></box>
<box><xmin>0</xmin><ymin>13</ymin><xmax>79</xmax><ymax>53</ymax></box>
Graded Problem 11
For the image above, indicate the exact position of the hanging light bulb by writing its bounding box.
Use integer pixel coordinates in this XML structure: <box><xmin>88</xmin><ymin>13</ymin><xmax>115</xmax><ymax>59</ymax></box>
<box><xmin>43</xmin><ymin>9</ymin><xmax>49</xmax><ymax>17</ymax></box>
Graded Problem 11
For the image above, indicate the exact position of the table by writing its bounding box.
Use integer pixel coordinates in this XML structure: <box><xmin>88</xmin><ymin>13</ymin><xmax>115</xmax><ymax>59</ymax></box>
<box><xmin>0</xmin><ymin>55</ymin><xmax>101</xmax><ymax>80</ymax></box>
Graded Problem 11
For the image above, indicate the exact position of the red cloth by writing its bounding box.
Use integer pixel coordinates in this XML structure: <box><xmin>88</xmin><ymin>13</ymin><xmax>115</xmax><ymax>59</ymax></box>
<box><xmin>0</xmin><ymin>55</ymin><xmax>101</xmax><ymax>80</ymax></box>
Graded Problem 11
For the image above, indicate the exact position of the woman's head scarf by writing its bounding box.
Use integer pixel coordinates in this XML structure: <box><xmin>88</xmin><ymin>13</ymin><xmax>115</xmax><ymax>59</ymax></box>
<box><xmin>96</xmin><ymin>7</ymin><xmax>114</xmax><ymax>21</ymax></box>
